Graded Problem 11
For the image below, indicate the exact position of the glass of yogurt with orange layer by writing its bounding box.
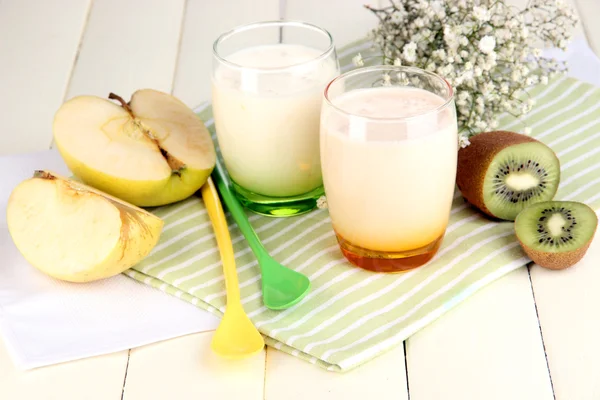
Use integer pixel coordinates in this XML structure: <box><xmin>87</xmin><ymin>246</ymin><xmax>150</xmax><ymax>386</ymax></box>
<box><xmin>320</xmin><ymin>66</ymin><xmax>458</xmax><ymax>272</ymax></box>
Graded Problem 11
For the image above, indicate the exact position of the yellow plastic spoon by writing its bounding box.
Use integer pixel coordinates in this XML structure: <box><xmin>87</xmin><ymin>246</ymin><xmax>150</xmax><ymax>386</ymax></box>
<box><xmin>201</xmin><ymin>177</ymin><xmax>265</xmax><ymax>359</ymax></box>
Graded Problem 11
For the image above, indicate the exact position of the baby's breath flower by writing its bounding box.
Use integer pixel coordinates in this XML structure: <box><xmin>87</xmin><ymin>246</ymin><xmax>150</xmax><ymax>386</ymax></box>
<box><xmin>402</xmin><ymin>42</ymin><xmax>418</xmax><ymax>62</ymax></box>
<box><xmin>382</xmin><ymin>73</ymin><xmax>391</xmax><ymax>86</ymax></box>
<box><xmin>478</xmin><ymin>36</ymin><xmax>496</xmax><ymax>54</ymax></box>
<box><xmin>316</xmin><ymin>196</ymin><xmax>328</xmax><ymax>209</ymax></box>
<box><xmin>397</xmin><ymin>71</ymin><xmax>409</xmax><ymax>84</ymax></box>
<box><xmin>473</xmin><ymin>5</ymin><xmax>491</xmax><ymax>22</ymax></box>
<box><xmin>481</xmin><ymin>81</ymin><xmax>495</xmax><ymax>96</ymax></box>
<box><xmin>432</xmin><ymin>49</ymin><xmax>446</xmax><ymax>60</ymax></box>
<box><xmin>352</xmin><ymin>53</ymin><xmax>364</xmax><ymax>67</ymax></box>
<box><xmin>523</xmin><ymin>127</ymin><xmax>532</xmax><ymax>135</ymax></box>
<box><xmin>431</xmin><ymin>1</ymin><xmax>446</xmax><ymax>18</ymax></box>
<box><xmin>458</xmin><ymin>134</ymin><xmax>471</xmax><ymax>148</ymax></box>
<box><xmin>475</xmin><ymin>120</ymin><xmax>488</xmax><ymax>130</ymax></box>
<box><xmin>458</xmin><ymin>91</ymin><xmax>469</xmax><ymax>101</ymax></box>
<box><xmin>497</xmin><ymin>29</ymin><xmax>512</xmax><ymax>42</ymax></box>
<box><xmin>364</xmin><ymin>0</ymin><xmax>577</xmax><ymax>137</ymax></box>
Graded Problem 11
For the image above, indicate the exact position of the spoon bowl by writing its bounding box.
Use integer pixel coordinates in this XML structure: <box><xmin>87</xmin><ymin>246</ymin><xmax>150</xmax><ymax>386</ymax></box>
<box><xmin>210</xmin><ymin>304</ymin><xmax>264</xmax><ymax>359</ymax></box>
<box><xmin>260</xmin><ymin>256</ymin><xmax>311</xmax><ymax>309</ymax></box>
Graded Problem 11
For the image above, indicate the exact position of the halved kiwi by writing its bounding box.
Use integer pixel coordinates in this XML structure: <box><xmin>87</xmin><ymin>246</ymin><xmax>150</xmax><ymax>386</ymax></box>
<box><xmin>457</xmin><ymin>131</ymin><xmax>560</xmax><ymax>221</ymax></box>
<box><xmin>515</xmin><ymin>201</ymin><xmax>598</xmax><ymax>270</ymax></box>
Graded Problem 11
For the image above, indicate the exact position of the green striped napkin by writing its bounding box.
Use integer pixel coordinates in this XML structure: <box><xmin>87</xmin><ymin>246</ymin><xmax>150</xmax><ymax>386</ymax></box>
<box><xmin>125</xmin><ymin>42</ymin><xmax>600</xmax><ymax>372</ymax></box>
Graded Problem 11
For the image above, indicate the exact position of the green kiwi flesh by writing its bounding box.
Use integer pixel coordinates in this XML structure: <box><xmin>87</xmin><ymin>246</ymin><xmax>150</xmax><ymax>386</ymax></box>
<box><xmin>515</xmin><ymin>201</ymin><xmax>598</xmax><ymax>270</ymax></box>
<box><xmin>483</xmin><ymin>142</ymin><xmax>560</xmax><ymax>220</ymax></box>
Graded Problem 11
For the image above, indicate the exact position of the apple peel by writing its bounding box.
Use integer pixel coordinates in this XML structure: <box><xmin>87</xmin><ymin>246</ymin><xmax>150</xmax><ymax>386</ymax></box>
<box><xmin>53</xmin><ymin>89</ymin><xmax>216</xmax><ymax>207</ymax></box>
<box><xmin>6</xmin><ymin>171</ymin><xmax>164</xmax><ymax>283</ymax></box>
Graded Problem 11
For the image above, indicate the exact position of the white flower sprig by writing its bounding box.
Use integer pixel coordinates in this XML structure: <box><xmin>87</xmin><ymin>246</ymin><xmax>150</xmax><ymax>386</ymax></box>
<box><xmin>358</xmin><ymin>0</ymin><xmax>578</xmax><ymax>137</ymax></box>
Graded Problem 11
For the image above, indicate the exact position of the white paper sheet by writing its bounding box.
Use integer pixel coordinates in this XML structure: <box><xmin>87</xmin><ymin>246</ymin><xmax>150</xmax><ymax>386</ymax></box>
<box><xmin>0</xmin><ymin>148</ymin><xmax>219</xmax><ymax>369</ymax></box>
<box><xmin>544</xmin><ymin>36</ymin><xmax>600</xmax><ymax>87</ymax></box>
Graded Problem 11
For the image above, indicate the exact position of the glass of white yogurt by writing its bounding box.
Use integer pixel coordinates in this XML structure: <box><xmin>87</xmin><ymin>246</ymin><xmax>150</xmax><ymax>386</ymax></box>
<box><xmin>211</xmin><ymin>21</ymin><xmax>339</xmax><ymax>216</ymax></box>
<box><xmin>320</xmin><ymin>65</ymin><xmax>458</xmax><ymax>273</ymax></box>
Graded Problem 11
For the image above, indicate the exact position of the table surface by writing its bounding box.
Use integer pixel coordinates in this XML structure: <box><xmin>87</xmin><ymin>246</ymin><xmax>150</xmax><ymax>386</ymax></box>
<box><xmin>2</xmin><ymin>0</ymin><xmax>600</xmax><ymax>399</ymax></box>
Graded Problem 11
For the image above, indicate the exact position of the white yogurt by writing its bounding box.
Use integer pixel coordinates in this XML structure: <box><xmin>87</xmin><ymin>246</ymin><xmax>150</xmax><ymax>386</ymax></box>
<box><xmin>212</xmin><ymin>44</ymin><xmax>339</xmax><ymax>197</ymax></box>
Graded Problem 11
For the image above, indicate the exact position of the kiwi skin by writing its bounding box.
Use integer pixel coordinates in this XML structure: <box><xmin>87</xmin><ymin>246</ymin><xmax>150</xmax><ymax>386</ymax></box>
<box><xmin>520</xmin><ymin>238</ymin><xmax>594</xmax><ymax>270</ymax></box>
<box><xmin>456</xmin><ymin>130</ymin><xmax>558</xmax><ymax>220</ymax></box>
<box><xmin>515</xmin><ymin>203</ymin><xmax>598</xmax><ymax>270</ymax></box>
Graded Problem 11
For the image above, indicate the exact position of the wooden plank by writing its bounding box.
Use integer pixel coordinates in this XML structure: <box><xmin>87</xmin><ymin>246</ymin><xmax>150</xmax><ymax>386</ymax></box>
<box><xmin>406</xmin><ymin>268</ymin><xmax>554</xmax><ymax>400</ymax></box>
<box><xmin>265</xmin><ymin>346</ymin><xmax>409</xmax><ymax>400</ymax></box>
<box><xmin>172</xmin><ymin>0</ymin><xmax>280</xmax><ymax>107</ymax></box>
<box><xmin>64</xmin><ymin>0</ymin><xmax>185</xmax><ymax>101</ymax></box>
<box><xmin>0</xmin><ymin>0</ymin><xmax>91</xmax><ymax>155</ymax></box>
<box><xmin>0</xmin><ymin>336</ymin><xmax>128</xmax><ymax>400</ymax></box>
<box><xmin>529</xmin><ymin>218</ymin><xmax>600</xmax><ymax>399</ymax></box>
<box><xmin>282</xmin><ymin>0</ymin><xmax>379</xmax><ymax>48</ymax></box>
<box><xmin>123</xmin><ymin>332</ymin><xmax>266</xmax><ymax>400</ymax></box>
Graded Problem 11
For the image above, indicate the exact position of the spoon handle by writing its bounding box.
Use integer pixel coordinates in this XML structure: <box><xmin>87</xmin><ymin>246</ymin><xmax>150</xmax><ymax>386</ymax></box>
<box><xmin>201</xmin><ymin>177</ymin><xmax>241</xmax><ymax>304</ymax></box>
<box><xmin>212</xmin><ymin>158</ymin><xmax>268</xmax><ymax>259</ymax></box>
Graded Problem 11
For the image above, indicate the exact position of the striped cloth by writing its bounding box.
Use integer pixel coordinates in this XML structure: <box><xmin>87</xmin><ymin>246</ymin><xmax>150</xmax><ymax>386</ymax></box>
<box><xmin>125</xmin><ymin>40</ymin><xmax>600</xmax><ymax>372</ymax></box>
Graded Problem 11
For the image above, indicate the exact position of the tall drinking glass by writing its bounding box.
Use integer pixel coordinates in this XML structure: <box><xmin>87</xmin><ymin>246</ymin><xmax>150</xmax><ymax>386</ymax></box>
<box><xmin>211</xmin><ymin>21</ymin><xmax>339</xmax><ymax>216</ymax></box>
<box><xmin>320</xmin><ymin>66</ymin><xmax>458</xmax><ymax>272</ymax></box>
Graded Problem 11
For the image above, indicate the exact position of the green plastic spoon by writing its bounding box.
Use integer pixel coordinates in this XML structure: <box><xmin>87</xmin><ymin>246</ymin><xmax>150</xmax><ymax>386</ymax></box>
<box><xmin>211</xmin><ymin>158</ymin><xmax>311</xmax><ymax>310</ymax></box>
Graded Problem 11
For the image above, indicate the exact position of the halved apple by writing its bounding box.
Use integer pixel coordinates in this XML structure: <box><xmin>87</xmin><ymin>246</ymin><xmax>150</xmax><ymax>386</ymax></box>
<box><xmin>6</xmin><ymin>171</ymin><xmax>164</xmax><ymax>283</ymax></box>
<box><xmin>52</xmin><ymin>89</ymin><xmax>216</xmax><ymax>207</ymax></box>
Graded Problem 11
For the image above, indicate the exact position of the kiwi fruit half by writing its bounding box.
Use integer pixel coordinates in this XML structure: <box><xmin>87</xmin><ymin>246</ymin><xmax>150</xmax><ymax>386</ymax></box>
<box><xmin>515</xmin><ymin>201</ymin><xmax>598</xmax><ymax>270</ymax></box>
<box><xmin>457</xmin><ymin>131</ymin><xmax>560</xmax><ymax>221</ymax></box>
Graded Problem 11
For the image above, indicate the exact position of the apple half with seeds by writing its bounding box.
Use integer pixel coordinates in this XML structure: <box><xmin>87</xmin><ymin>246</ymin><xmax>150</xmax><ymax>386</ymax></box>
<box><xmin>6</xmin><ymin>171</ymin><xmax>164</xmax><ymax>283</ymax></box>
<box><xmin>53</xmin><ymin>89</ymin><xmax>216</xmax><ymax>207</ymax></box>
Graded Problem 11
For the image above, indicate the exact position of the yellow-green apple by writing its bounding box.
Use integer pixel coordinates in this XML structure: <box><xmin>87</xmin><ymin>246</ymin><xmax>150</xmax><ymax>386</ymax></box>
<box><xmin>6</xmin><ymin>171</ymin><xmax>164</xmax><ymax>283</ymax></box>
<box><xmin>52</xmin><ymin>89</ymin><xmax>216</xmax><ymax>207</ymax></box>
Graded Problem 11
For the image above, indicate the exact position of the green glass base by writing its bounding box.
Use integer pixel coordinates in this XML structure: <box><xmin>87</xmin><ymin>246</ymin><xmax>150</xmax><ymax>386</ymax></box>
<box><xmin>231</xmin><ymin>181</ymin><xmax>324</xmax><ymax>217</ymax></box>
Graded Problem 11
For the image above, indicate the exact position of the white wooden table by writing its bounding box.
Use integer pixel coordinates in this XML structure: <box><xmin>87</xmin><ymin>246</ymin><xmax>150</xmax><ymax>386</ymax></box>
<box><xmin>2</xmin><ymin>1</ymin><xmax>600</xmax><ymax>399</ymax></box>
